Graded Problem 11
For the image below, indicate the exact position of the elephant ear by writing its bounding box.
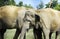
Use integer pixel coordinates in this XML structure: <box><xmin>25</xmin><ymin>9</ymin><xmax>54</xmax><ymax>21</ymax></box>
<box><xmin>35</xmin><ymin>14</ymin><xmax>40</xmax><ymax>22</ymax></box>
<box><xmin>35</xmin><ymin>14</ymin><xmax>40</xmax><ymax>29</ymax></box>
<box><xmin>23</xmin><ymin>11</ymin><xmax>32</xmax><ymax>22</ymax></box>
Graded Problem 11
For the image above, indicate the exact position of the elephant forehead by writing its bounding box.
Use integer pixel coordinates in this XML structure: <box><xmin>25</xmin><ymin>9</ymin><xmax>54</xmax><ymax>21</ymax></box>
<box><xmin>26</xmin><ymin>8</ymin><xmax>36</xmax><ymax>13</ymax></box>
<box><xmin>18</xmin><ymin>9</ymin><xmax>26</xmax><ymax>19</ymax></box>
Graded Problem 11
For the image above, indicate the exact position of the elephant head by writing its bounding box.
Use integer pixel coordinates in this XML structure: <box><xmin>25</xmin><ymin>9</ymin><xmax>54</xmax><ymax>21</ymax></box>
<box><xmin>23</xmin><ymin>9</ymin><xmax>36</xmax><ymax>26</ymax></box>
<box><xmin>23</xmin><ymin>9</ymin><xmax>40</xmax><ymax>28</ymax></box>
<box><xmin>19</xmin><ymin>9</ymin><xmax>41</xmax><ymax>39</ymax></box>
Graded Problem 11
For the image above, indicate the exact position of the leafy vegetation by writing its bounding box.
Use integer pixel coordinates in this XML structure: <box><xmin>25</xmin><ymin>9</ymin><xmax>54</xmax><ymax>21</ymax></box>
<box><xmin>0</xmin><ymin>0</ymin><xmax>16</xmax><ymax>6</ymax></box>
<box><xmin>45</xmin><ymin>0</ymin><xmax>58</xmax><ymax>8</ymax></box>
<box><xmin>24</xmin><ymin>4</ymin><xmax>33</xmax><ymax>8</ymax></box>
<box><xmin>45</xmin><ymin>0</ymin><xmax>60</xmax><ymax>11</ymax></box>
<box><xmin>37</xmin><ymin>0</ymin><xmax>44</xmax><ymax>9</ymax></box>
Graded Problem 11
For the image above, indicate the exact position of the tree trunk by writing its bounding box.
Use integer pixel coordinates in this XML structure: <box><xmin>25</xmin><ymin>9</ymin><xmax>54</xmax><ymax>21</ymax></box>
<box><xmin>49</xmin><ymin>0</ymin><xmax>52</xmax><ymax>8</ymax></box>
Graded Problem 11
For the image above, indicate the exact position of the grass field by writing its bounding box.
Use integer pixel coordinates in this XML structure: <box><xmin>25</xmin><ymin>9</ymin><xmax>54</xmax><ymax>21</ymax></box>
<box><xmin>4</xmin><ymin>29</ymin><xmax>58</xmax><ymax>39</ymax></box>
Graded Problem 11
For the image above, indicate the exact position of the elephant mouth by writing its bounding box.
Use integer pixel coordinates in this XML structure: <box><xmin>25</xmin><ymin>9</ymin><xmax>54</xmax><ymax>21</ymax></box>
<box><xmin>23</xmin><ymin>17</ymin><xmax>31</xmax><ymax>23</ymax></box>
<box><xmin>26</xmin><ymin>19</ymin><xmax>31</xmax><ymax>22</ymax></box>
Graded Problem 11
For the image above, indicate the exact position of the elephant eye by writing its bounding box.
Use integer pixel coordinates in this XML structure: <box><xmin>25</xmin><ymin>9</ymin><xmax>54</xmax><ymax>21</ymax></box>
<box><xmin>31</xmin><ymin>15</ymin><xmax>34</xmax><ymax>17</ymax></box>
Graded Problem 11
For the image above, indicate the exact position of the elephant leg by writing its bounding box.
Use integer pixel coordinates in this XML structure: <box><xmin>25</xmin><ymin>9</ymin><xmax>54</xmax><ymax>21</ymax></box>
<box><xmin>33</xmin><ymin>27</ymin><xmax>42</xmax><ymax>39</ymax></box>
<box><xmin>49</xmin><ymin>32</ymin><xmax>52</xmax><ymax>39</ymax></box>
<box><xmin>1</xmin><ymin>29</ymin><xmax>6</xmax><ymax>39</ymax></box>
<box><xmin>43</xmin><ymin>28</ymin><xmax>50</xmax><ymax>39</ymax></box>
<box><xmin>55</xmin><ymin>31</ymin><xmax>60</xmax><ymax>39</ymax></box>
<box><xmin>33</xmin><ymin>28</ymin><xmax>37</xmax><ymax>39</ymax></box>
<box><xmin>0</xmin><ymin>33</ymin><xmax>1</xmax><ymax>39</ymax></box>
<box><xmin>19</xmin><ymin>26</ymin><xmax>28</xmax><ymax>39</ymax></box>
<box><xmin>43</xmin><ymin>31</ymin><xmax>45</xmax><ymax>39</ymax></box>
<box><xmin>13</xmin><ymin>28</ymin><xmax>21</xmax><ymax>39</ymax></box>
<box><xmin>55</xmin><ymin>31</ymin><xmax>58</xmax><ymax>39</ymax></box>
<box><xmin>19</xmin><ymin>21</ymin><xmax>30</xmax><ymax>39</ymax></box>
<box><xmin>23</xmin><ymin>33</ymin><xmax>26</xmax><ymax>39</ymax></box>
<box><xmin>37</xmin><ymin>28</ymin><xmax>42</xmax><ymax>39</ymax></box>
<box><xmin>33</xmin><ymin>31</ymin><xmax>36</xmax><ymax>39</ymax></box>
<box><xmin>0</xmin><ymin>29</ymin><xmax>3</xmax><ymax>39</ymax></box>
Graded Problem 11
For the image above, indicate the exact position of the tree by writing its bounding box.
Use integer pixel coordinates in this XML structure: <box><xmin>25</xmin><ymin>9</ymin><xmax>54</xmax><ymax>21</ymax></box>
<box><xmin>54</xmin><ymin>4</ymin><xmax>60</xmax><ymax>11</ymax></box>
<box><xmin>24</xmin><ymin>4</ymin><xmax>33</xmax><ymax>8</ymax></box>
<box><xmin>46</xmin><ymin>0</ymin><xmax>58</xmax><ymax>8</ymax></box>
<box><xmin>0</xmin><ymin>0</ymin><xmax>8</xmax><ymax>6</ymax></box>
<box><xmin>17</xmin><ymin>1</ymin><xmax>23</xmax><ymax>7</ymax></box>
<box><xmin>0</xmin><ymin>0</ymin><xmax>16</xmax><ymax>7</ymax></box>
<box><xmin>37</xmin><ymin>0</ymin><xmax>44</xmax><ymax>9</ymax></box>
<box><xmin>49</xmin><ymin>0</ymin><xmax>52</xmax><ymax>8</ymax></box>
<box><xmin>8</xmin><ymin>0</ymin><xmax>16</xmax><ymax>5</ymax></box>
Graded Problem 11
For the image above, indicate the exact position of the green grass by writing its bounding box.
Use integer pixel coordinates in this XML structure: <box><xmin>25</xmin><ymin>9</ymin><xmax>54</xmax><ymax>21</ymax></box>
<box><xmin>4</xmin><ymin>29</ymin><xmax>34</xmax><ymax>39</ymax></box>
<box><xmin>4</xmin><ymin>29</ymin><xmax>60</xmax><ymax>39</ymax></box>
<box><xmin>4</xmin><ymin>29</ymin><xmax>16</xmax><ymax>39</ymax></box>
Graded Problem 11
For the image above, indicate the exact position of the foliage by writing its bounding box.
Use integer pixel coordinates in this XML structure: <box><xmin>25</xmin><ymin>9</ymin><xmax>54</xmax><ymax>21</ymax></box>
<box><xmin>0</xmin><ymin>0</ymin><xmax>8</xmax><ymax>6</ymax></box>
<box><xmin>0</xmin><ymin>0</ymin><xmax>16</xmax><ymax>7</ymax></box>
<box><xmin>45</xmin><ymin>0</ymin><xmax>58</xmax><ymax>8</ymax></box>
<box><xmin>37</xmin><ymin>0</ymin><xmax>44</xmax><ymax>9</ymax></box>
<box><xmin>17</xmin><ymin>1</ymin><xmax>23</xmax><ymax>7</ymax></box>
<box><xmin>54</xmin><ymin>4</ymin><xmax>60</xmax><ymax>11</ymax></box>
<box><xmin>0</xmin><ymin>0</ymin><xmax>33</xmax><ymax>9</ymax></box>
<box><xmin>8</xmin><ymin>0</ymin><xmax>16</xmax><ymax>5</ymax></box>
<box><xmin>24</xmin><ymin>4</ymin><xmax>33</xmax><ymax>8</ymax></box>
<box><xmin>17</xmin><ymin>1</ymin><xmax>33</xmax><ymax>8</ymax></box>
<box><xmin>45</xmin><ymin>3</ymin><xmax>50</xmax><ymax>8</ymax></box>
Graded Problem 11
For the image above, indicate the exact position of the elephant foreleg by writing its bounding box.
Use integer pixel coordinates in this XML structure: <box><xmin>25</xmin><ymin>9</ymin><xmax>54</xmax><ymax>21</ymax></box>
<box><xmin>33</xmin><ymin>27</ymin><xmax>43</xmax><ymax>39</ymax></box>
<box><xmin>13</xmin><ymin>28</ymin><xmax>21</xmax><ymax>39</ymax></box>
<box><xmin>19</xmin><ymin>26</ymin><xmax>27</xmax><ymax>39</ymax></box>
<box><xmin>43</xmin><ymin>28</ymin><xmax>50</xmax><ymax>39</ymax></box>
<box><xmin>55</xmin><ymin>31</ymin><xmax>60</xmax><ymax>39</ymax></box>
<box><xmin>49</xmin><ymin>32</ymin><xmax>53</xmax><ymax>39</ymax></box>
<box><xmin>0</xmin><ymin>29</ymin><xmax>6</xmax><ymax>39</ymax></box>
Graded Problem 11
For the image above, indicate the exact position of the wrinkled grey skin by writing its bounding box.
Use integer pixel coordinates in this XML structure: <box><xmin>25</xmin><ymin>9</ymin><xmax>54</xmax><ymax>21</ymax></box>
<box><xmin>0</xmin><ymin>5</ymin><xmax>38</xmax><ymax>39</ymax></box>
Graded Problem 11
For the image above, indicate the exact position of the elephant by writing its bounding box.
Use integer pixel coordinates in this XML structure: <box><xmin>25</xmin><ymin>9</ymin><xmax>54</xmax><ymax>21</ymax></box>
<box><xmin>0</xmin><ymin>5</ymin><xmax>37</xmax><ymax>39</ymax></box>
<box><xmin>35</xmin><ymin>8</ymin><xmax>60</xmax><ymax>39</ymax></box>
<box><xmin>0</xmin><ymin>5</ymin><xmax>27</xmax><ymax>39</ymax></box>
